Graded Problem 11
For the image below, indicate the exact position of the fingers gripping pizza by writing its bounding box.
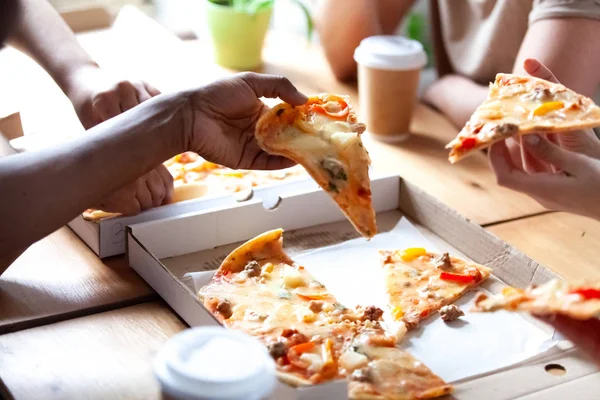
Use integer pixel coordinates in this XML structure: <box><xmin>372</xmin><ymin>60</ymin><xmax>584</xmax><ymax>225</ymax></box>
<box><xmin>473</xmin><ymin>279</ymin><xmax>600</xmax><ymax>320</ymax></box>
<box><xmin>381</xmin><ymin>248</ymin><xmax>490</xmax><ymax>338</ymax></box>
<box><xmin>255</xmin><ymin>94</ymin><xmax>377</xmax><ymax>238</ymax></box>
<box><xmin>198</xmin><ymin>229</ymin><xmax>452</xmax><ymax>399</ymax></box>
<box><xmin>447</xmin><ymin>74</ymin><xmax>600</xmax><ymax>163</ymax></box>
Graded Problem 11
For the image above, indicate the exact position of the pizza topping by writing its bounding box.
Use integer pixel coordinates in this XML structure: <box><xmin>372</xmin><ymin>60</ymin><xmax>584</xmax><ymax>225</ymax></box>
<box><xmin>309</xmin><ymin>300</ymin><xmax>324</xmax><ymax>313</ymax></box>
<box><xmin>282</xmin><ymin>265</ymin><xmax>307</xmax><ymax>288</ymax></box>
<box><xmin>245</xmin><ymin>311</ymin><xmax>268</xmax><ymax>322</ymax></box>
<box><xmin>243</xmin><ymin>260</ymin><xmax>261</xmax><ymax>277</ymax></box>
<box><xmin>391</xmin><ymin>306</ymin><xmax>404</xmax><ymax>321</ymax></box>
<box><xmin>525</xmin><ymin>87</ymin><xmax>552</xmax><ymax>102</ymax></box>
<box><xmin>400</xmin><ymin>248</ymin><xmax>427</xmax><ymax>262</ymax></box>
<box><xmin>278</xmin><ymin>290</ymin><xmax>291</xmax><ymax>300</ymax></box>
<box><xmin>495</xmin><ymin>123</ymin><xmax>519</xmax><ymax>136</ymax></box>
<box><xmin>216</xmin><ymin>299</ymin><xmax>233</xmax><ymax>319</ymax></box>
<box><xmin>439</xmin><ymin>272</ymin><xmax>476</xmax><ymax>284</ymax></box>
<box><xmin>366</xmin><ymin>335</ymin><xmax>396</xmax><ymax>348</ymax></box>
<box><xmin>268</xmin><ymin>341</ymin><xmax>288</xmax><ymax>359</ymax></box>
<box><xmin>432</xmin><ymin>253</ymin><xmax>452</xmax><ymax>270</ymax></box>
<box><xmin>320</xmin><ymin>158</ymin><xmax>347</xmax><ymax>181</ymax></box>
<box><xmin>460</xmin><ymin>137</ymin><xmax>477</xmax><ymax>150</ymax></box>
<box><xmin>417</xmin><ymin>286</ymin><xmax>437</xmax><ymax>300</ymax></box>
<box><xmin>362</xmin><ymin>306</ymin><xmax>384</xmax><ymax>322</ymax></box>
<box><xmin>439</xmin><ymin>304</ymin><xmax>464</xmax><ymax>322</ymax></box>
<box><xmin>287</xmin><ymin>341</ymin><xmax>316</xmax><ymax>369</ymax></box>
<box><xmin>533</xmin><ymin>101</ymin><xmax>564</xmax><ymax>116</ymax></box>
<box><xmin>570</xmin><ymin>288</ymin><xmax>600</xmax><ymax>300</ymax></box>
<box><xmin>350</xmin><ymin>367</ymin><xmax>372</xmax><ymax>382</ymax></box>
<box><xmin>340</xmin><ymin>350</ymin><xmax>369</xmax><ymax>372</ymax></box>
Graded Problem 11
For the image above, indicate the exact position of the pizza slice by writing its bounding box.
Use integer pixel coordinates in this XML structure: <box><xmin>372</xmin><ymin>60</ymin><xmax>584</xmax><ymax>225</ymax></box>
<box><xmin>255</xmin><ymin>94</ymin><xmax>377</xmax><ymax>238</ymax></box>
<box><xmin>446</xmin><ymin>73</ymin><xmax>600</xmax><ymax>163</ymax></box>
<box><xmin>345</xmin><ymin>326</ymin><xmax>452</xmax><ymax>400</ymax></box>
<box><xmin>198</xmin><ymin>229</ymin><xmax>453</xmax><ymax>398</ymax></box>
<box><xmin>380</xmin><ymin>248</ymin><xmax>491</xmax><ymax>338</ymax></box>
<box><xmin>473</xmin><ymin>279</ymin><xmax>600</xmax><ymax>320</ymax></box>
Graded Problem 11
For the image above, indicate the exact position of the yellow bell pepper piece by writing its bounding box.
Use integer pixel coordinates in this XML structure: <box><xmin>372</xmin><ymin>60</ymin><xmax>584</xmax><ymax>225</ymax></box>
<box><xmin>400</xmin><ymin>247</ymin><xmax>427</xmax><ymax>262</ymax></box>
<box><xmin>533</xmin><ymin>101</ymin><xmax>564</xmax><ymax>116</ymax></box>
<box><xmin>391</xmin><ymin>306</ymin><xmax>404</xmax><ymax>321</ymax></box>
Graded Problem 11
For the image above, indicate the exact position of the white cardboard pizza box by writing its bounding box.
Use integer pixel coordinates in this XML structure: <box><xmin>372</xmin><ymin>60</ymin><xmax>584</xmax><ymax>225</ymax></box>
<box><xmin>69</xmin><ymin>177</ymin><xmax>317</xmax><ymax>258</ymax></box>
<box><xmin>127</xmin><ymin>174</ymin><xmax>600</xmax><ymax>399</ymax></box>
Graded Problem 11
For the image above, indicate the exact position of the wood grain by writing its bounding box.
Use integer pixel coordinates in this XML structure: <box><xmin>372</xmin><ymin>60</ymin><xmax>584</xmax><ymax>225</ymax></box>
<box><xmin>0</xmin><ymin>301</ymin><xmax>185</xmax><ymax>400</ymax></box>
<box><xmin>0</xmin><ymin>227</ymin><xmax>156</xmax><ymax>333</ymax></box>
<box><xmin>488</xmin><ymin>212</ymin><xmax>600</xmax><ymax>281</ymax></box>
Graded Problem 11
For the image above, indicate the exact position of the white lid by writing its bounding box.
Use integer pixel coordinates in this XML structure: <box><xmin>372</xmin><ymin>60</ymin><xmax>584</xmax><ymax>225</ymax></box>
<box><xmin>154</xmin><ymin>327</ymin><xmax>276</xmax><ymax>400</ymax></box>
<box><xmin>354</xmin><ymin>36</ymin><xmax>427</xmax><ymax>71</ymax></box>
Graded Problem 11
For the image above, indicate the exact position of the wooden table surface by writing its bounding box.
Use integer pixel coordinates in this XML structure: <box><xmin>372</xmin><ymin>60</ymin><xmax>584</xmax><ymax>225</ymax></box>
<box><xmin>1</xmin><ymin>6</ymin><xmax>599</xmax><ymax>400</ymax></box>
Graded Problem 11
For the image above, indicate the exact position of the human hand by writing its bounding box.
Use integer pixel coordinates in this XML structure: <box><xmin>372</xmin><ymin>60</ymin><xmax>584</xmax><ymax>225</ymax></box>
<box><xmin>505</xmin><ymin>58</ymin><xmax>600</xmax><ymax>174</ymax></box>
<box><xmin>536</xmin><ymin>314</ymin><xmax>600</xmax><ymax>367</ymax></box>
<box><xmin>66</xmin><ymin>64</ymin><xmax>160</xmax><ymax>130</ymax></box>
<box><xmin>489</xmin><ymin>134</ymin><xmax>600</xmax><ymax>220</ymax></box>
<box><xmin>186</xmin><ymin>72</ymin><xmax>308</xmax><ymax>170</ymax></box>
<box><xmin>94</xmin><ymin>164</ymin><xmax>174</xmax><ymax>216</ymax></box>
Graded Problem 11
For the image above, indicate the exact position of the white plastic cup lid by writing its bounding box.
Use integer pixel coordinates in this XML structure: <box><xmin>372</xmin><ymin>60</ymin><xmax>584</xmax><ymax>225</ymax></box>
<box><xmin>154</xmin><ymin>327</ymin><xmax>276</xmax><ymax>400</ymax></box>
<box><xmin>354</xmin><ymin>36</ymin><xmax>427</xmax><ymax>71</ymax></box>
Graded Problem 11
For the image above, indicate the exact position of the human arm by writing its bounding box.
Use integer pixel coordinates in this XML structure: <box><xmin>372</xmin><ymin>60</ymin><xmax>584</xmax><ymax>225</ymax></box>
<box><xmin>6</xmin><ymin>0</ymin><xmax>161</xmax><ymax>128</ymax></box>
<box><xmin>424</xmin><ymin>17</ymin><xmax>600</xmax><ymax>128</ymax></box>
<box><xmin>317</xmin><ymin>0</ymin><xmax>415</xmax><ymax>81</ymax></box>
<box><xmin>0</xmin><ymin>73</ymin><xmax>307</xmax><ymax>274</ymax></box>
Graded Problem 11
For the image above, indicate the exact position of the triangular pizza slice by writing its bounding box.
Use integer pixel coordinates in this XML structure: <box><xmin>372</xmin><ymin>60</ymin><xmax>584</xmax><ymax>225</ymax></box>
<box><xmin>446</xmin><ymin>73</ymin><xmax>600</xmax><ymax>163</ymax></box>
<box><xmin>380</xmin><ymin>247</ymin><xmax>491</xmax><ymax>339</ymax></box>
<box><xmin>256</xmin><ymin>94</ymin><xmax>377</xmax><ymax>238</ymax></box>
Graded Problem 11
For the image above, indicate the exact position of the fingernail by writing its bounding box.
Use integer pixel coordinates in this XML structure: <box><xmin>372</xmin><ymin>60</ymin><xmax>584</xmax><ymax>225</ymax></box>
<box><xmin>524</xmin><ymin>135</ymin><xmax>540</xmax><ymax>146</ymax></box>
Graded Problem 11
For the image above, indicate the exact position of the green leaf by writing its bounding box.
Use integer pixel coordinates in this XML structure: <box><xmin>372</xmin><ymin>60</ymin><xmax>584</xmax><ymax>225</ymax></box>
<box><xmin>247</xmin><ymin>0</ymin><xmax>275</xmax><ymax>14</ymax></box>
<box><xmin>208</xmin><ymin>0</ymin><xmax>232</xmax><ymax>5</ymax></box>
<box><xmin>288</xmin><ymin>0</ymin><xmax>313</xmax><ymax>41</ymax></box>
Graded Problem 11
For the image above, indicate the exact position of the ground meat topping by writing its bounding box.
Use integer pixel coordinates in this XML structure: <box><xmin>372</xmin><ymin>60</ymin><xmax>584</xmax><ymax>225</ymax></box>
<box><xmin>433</xmin><ymin>253</ymin><xmax>453</xmax><ymax>270</ymax></box>
<box><xmin>267</xmin><ymin>341</ymin><xmax>288</xmax><ymax>359</ymax></box>
<box><xmin>362</xmin><ymin>306</ymin><xmax>384</xmax><ymax>322</ymax></box>
<box><xmin>216</xmin><ymin>299</ymin><xmax>233</xmax><ymax>319</ymax></box>
<box><xmin>244</xmin><ymin>260</ymin><xmax>261</xmax><ymax>277</ymax></box>
<box><xmin>308</xmin><ymin>300</ymin><xmax>324</xmax><ymax>313</ymax></box>
<box><xmin>495</xmin><ymin>123</ymin><xmax>519</xmax><ymax>137</ymax></box>
<box><xmin>439</xmin><ymin>304</ymin><xmax>464</xmax><ymax>322</ymax></box>
<box><xmin>351</xmin><ymin>368</ymin><xmax>372</xmax><ymax>382</ymax></box>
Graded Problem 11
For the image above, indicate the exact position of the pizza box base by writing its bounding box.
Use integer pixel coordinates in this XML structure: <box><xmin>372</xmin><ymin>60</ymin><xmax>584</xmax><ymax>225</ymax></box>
<box><xmin>126</xmin><ymin>174</ymin><xmax>600</xmax><ymax>399</ymax></box>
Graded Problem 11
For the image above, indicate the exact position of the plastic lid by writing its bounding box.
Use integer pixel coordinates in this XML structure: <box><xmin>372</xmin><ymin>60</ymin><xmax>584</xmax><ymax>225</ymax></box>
<box><xmin>154</xmin><ymin>327</ymin><xmax>276</xmax><ymax>400</ymax></box>
<box><xmin>354</xmin><ymin>36</ymin><xmax>427</xmax><ymax>71</ymax></box>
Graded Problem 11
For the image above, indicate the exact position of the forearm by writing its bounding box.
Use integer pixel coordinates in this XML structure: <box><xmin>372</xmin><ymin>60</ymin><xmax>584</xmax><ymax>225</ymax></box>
<box><xmin>0</xmin><ymin>92</ymin><xmax>188</xmax><ymax>266</ymax></box>
<box><xmin>423</xmin><ymin>75</ymin><xmax>488</xmax><ymax>128</ymax></box>
<box><xmin>317</xmin><ymin>0</ymin><xmax>414</xmax><ymax>81</ymax></box>
<box><xmin>7</xmin><ymin>0</ymin><xmax>95</xmax><ymax>96</ymax></box>
<box><xmin>513</xmin><ymin>18</ymin><xmax>600</xmax><ymax>97</ymax></box>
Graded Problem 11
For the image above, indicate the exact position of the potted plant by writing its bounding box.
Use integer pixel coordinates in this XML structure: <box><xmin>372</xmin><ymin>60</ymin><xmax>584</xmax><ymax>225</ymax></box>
<box><xmin>206</xmin><ymin>0</ymin><xmax>312</xmax><ymax>70</ymax></box>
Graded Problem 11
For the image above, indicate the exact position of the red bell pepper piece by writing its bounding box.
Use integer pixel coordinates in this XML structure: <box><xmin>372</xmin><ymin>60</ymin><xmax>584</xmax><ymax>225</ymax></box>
<box><xmin>571</xmin><ymin>288</ymin><xmax>600</xmax><ymax>300</ymax></box>
<box><xmin>440</xmin><ymin>272</ymin><xmax>476</xmax><ymax>284</ymax></box>
<box><xmin>461</xmin><ymin>137</ymin><xmax>477</xmax><ymax>150</ymax></box>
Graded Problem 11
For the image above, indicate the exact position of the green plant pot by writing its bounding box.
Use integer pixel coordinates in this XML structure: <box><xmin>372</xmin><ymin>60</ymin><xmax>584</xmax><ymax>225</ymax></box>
<box><xmin>206</xmin><ymin>2</ymin><xmax>273</xmax><ymax>70</ymax></box>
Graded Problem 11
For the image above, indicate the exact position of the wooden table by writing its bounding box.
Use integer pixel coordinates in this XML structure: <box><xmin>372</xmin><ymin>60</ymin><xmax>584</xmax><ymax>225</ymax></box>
<box><xmin>1</xmin><ymin>7</ymin><xmax>599</xmax><ymax>400</ymax></box>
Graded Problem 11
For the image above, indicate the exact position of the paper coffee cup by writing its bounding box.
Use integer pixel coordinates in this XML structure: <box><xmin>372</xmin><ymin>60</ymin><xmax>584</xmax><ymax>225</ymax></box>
<box><xmin>154</xmin><ymin>327</ymin><xmax>276</xmax><ymax>400</ymax></box>
<box><xmin>354</xmin><ymin>36</ymin><xmax>427</xmax><ymax>142</ymax></box>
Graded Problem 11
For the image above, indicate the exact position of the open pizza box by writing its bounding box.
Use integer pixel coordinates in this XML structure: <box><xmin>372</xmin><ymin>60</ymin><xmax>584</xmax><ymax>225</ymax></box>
<box><xmin>127</xmin><ymin>174</ymin><xmax>600</xmax><ymax>399</ymax></box>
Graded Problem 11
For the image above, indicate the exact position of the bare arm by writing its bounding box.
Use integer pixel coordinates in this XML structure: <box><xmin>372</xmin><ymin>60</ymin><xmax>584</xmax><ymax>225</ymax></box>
<box><xmin>317</xmin><ymin>0</ymin><xmax>415</xmax><ymax>81</ymax></box>
<box><xmin>0</xmin><ymin>93</ymin><xmax>187</xmax><ymax>272</ymax></box>
<box><xmin>512</xmin><ymin>18</ymin><xmax>600</xmax><ymax>97</ymax></box>
<box><xmin>424</xmin><ymin>18</ymin><xmax>600</xmax><ymax>128</ymax></box>
<box><xmin>6</xmin><ymin>0</ymin><xmax>97</xmax><ymax>97</ymax></box>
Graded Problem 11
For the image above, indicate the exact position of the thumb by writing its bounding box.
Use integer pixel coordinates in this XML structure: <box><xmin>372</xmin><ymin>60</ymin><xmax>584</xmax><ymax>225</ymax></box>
<box><xmin>522</xmin><ymin>134</ymin><xmax>584</xmax><ymax>173</ymax></box>
<box><xmin>239</xmin><ymin>72</ymin><xmax>308</xmax><ymax>106</ymax></box>
<box><xmin>523</xmin><ymin>58</ymin><xmax>560</xmax><ymax>84</ymax></box>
